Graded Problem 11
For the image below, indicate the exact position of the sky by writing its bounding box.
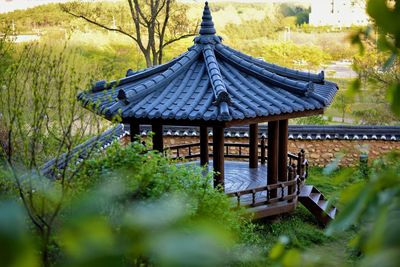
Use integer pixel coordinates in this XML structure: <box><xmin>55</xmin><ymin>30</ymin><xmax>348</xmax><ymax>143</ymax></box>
<box><xmin>0</xmin><ymin>0</ymin><xmax>311</xmax><ymax>14</ymax></box>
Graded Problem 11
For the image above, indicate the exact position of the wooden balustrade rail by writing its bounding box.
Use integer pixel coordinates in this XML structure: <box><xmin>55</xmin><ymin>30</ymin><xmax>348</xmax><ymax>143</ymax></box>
<box><xmin>164</xmin><ymin>142</ymin><xmax>308</xmax><ymax>209</ymax></box>
<box><xmin>165</xmin><ymin>141</ymin><xmax>268</xmax><ymax>160</ymax></box>
<box><xmin>164</xmin><ymin>142</ymin><xmax>308</xmax><ymax>180</ymax></box>
<box><xmin>226</xmin><ymin>177</ymin><xmax>301</xmax><ymax>208</ymax></box>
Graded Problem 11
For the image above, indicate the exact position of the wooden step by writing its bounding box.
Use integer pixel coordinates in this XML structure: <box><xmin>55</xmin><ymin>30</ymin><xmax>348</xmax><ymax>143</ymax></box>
<box><xmin>299</xmin><ymin>185</ymin><xmax>313</xmax><ymax>197</ymax></box>
<box><xmin>328</xmin><ymin>207</ymin><xmax>337</xmax><ymax>219</ymax></box>
<box><xmin>318</xmin><ymin>199</ymin><xmax>329</xmax><ymax>211</ymax></box>
<box><xmin>310</xmin><ymin>192</ymin><xmax>321</xmax><ymax>203</ymax></box>
<box><xmin>311</xmin><ymin>186</ymin><xmax>321</xmax><ymax>194</ymax></box>
<box><xmin>298</xmin><ymin>184</ymin><xmax>337</xmax><ymax>227</ymax></box>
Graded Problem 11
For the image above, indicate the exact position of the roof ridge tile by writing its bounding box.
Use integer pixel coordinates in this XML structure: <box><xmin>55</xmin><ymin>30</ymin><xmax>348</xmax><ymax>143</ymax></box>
<box><xmin>202</xmin><ymin>44</ymin><xmax>232</xmax><ymax>120</ymax></box>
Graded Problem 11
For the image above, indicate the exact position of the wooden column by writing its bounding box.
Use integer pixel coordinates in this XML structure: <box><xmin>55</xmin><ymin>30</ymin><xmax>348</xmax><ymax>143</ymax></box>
<box><xmin>249</xmin><ymin>123</ymin><xmax>258</xmax><ymax>168</ymax></box>
<box><xmin>260</xmin><ymin>136</ymin><xmax>266</xmax><ymax>165</ymax></box>
<box><xmin>213</xmin><ymin>126</ymin><xmax>224</xmax><ymax>189</ymax></box>
<box><xmin>278</xmin><ymin>119</ymin><xmax>288</xmax><ymax>182</ymax></box>
<box><xmin>152</xmin><ymin>123</ymin><xmax>163</xmax><ymax>152</ymax></box>
<box><xmin>200</xmin><ymin>126</ymin><xmax>209</xmax><ymax>166</ymax></box>
<box><xmin>129</xmin><ymin>121</ymin><xmax>140</xmax><ymax>142</ymax></box>
<box><xmin>268</xmin><ymin>121</ymin><xmax>279</xmax><ymax>198</ymax></box>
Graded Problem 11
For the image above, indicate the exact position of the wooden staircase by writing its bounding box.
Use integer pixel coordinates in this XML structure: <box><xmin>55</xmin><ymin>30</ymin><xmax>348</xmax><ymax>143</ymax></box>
<box><xmin>298</xmin><ymin>185</ymin><xmax>337</xmax><ymax>226</ymax></box>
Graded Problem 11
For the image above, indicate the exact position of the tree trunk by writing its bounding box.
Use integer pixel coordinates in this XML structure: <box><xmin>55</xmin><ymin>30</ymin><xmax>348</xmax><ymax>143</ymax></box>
<box><xmin>144</xmin><ymin>52</ymin><xmax>152</xmax><ymax>67</ymax></box>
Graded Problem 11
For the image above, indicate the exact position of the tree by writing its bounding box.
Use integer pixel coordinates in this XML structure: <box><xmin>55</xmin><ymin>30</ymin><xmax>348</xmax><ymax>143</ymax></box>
<box><xmin>350</xmin><ymin>0</ymin><xmax>400</xmax><ymax>116</ymax></box>
<box><xmin>61</xmin><ymin>0</ymin><xmax>198</xmax><ymax>67</ymax></box>
<box><xmin>0</xmin><ymin>39</ymin><xmax>105</xmax><ymax>266</ymax></box>
<box><xmin>332</xmin><ymin>91</ymin><xmax>352</xmax><ymax>123</ymax></box>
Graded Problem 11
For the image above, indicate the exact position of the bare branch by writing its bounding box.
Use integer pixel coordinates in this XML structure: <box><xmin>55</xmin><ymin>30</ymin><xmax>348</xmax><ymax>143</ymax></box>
<box><xmin>62</xmin><ymin>8</ymin><xmax>138</xmax><ymax>43</ymax></box>
<box><xmin>162</xmin><ymin>32</ymin><xmax>197</xmax><ymax>49</ymax></box>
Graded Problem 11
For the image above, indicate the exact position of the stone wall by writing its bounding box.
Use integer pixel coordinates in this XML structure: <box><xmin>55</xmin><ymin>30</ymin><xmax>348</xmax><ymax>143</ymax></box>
<box><xmin>167</xmin><ymin>137</ymin><xmax>400</xmax><ymax>167</ymax></box>
<box><xmin>127</xmin><ymin>136</ymin><xmax>400</xmax><ymax>167</ymax></box>
<box><xmin>288</xmin><ymin>140</ymin><xmax>400</xmax><ymax>167</ymax></box>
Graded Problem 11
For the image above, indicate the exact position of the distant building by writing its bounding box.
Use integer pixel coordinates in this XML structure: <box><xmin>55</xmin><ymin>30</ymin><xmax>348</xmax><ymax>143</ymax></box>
<box><xmin>309</xmin><ymin>0</ymin><xmax>369</xmax><ymax>27</ymax></box>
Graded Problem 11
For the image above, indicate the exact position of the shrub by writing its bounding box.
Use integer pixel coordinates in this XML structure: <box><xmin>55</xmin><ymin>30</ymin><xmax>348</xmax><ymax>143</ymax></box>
<box><xmin>72</xmin><ymin>141</ymin><xmax>251</xmax><ymax>235</ymax></box>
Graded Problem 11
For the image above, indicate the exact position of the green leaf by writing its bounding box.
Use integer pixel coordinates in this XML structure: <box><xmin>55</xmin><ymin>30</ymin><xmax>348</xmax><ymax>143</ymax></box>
<box><xmin>282</xmin><ymin>249</ymin><xmax>302</xmax><ymax>267</ymax></box>
<box><xmin>326</xmin><ymin>186</ymin><xmax>371</xmax><ymax>235</ymax></box>
<box><xmin>269</xmin><ymin>242</ymin><xmax>285</xmax><ymax>260</ymax></box>
<box><xmin>382</xmin><ymin>53</ymin><xmax>397</xmax><ymax>70</ymax></box>
<box><xmin>387</xmin><ymin>83</ymin><xmax>400</xmax><ymax>117</ymax></box>
<box><xmin>348</xmin><ymin>78</ymin><xmax>361</xmax><ymax>95</ymax></box>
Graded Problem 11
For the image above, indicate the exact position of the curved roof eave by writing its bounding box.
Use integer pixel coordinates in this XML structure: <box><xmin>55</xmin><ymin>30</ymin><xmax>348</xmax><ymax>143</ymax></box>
<box><xmin>78</xmin><ymin>1</ymin><xmax>338</xmax><ymax>124</ymax></box>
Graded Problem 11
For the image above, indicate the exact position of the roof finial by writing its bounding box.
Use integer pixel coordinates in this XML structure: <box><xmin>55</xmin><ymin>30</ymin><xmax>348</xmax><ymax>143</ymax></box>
<box><xmin>199</xmin><ymin>1</ymin><xmax>216</xmax><ymax>35</ymax></box>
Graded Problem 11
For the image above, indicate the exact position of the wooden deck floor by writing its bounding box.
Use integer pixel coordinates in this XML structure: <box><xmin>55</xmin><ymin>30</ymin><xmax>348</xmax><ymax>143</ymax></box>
<box><xmin>180</xmin><ymin>160</ymin><xmax>268</xmax><ymax>193</ymax></box>
<box><xmin>180</xmin><ymin>160</ymin><xmax>297</xmax><ymax>218</ymax></box>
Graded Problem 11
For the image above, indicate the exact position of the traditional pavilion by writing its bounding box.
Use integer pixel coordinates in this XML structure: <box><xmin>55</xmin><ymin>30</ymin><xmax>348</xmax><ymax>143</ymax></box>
<box><xmin>79</xmin><ymin>2</ymin><xmax>338</xmax><ymax>220</ymax></box>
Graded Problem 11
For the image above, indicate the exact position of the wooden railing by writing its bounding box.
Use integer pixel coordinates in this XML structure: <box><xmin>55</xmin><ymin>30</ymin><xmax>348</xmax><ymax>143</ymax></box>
<box><xmin>288</xmin><ymin>149</ymin><xmax>308</xmax><ymax>182</ymax></box>
<box><xmin>164</xmin><ymin>141</ymin><xmax>307</xmax><ymax>180</ymax></box>
<box><xmin>226</xmin><ymin>177</ymin><xmax>301</xmax><ymax>208</ymax></box>
<box><xmin>225</xmin><ymin>151</ymin><xmax>306</xmax><ymax>208</ymax></box>
<box><xmin>164</xmin><ymin>136</ymin><xmax>268</xmax><ymax>161</ymax></box>
<box><xmin>164</xmin><ymin>140</ymin><xmax>309</xmax><ymax>209</ymax></box>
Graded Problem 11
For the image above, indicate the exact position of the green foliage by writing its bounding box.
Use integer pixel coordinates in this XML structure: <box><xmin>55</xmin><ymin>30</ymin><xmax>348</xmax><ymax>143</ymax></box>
<box><xmin>294</xmin><ymin>115</ymin><xmax>327</xmax><ymax>125</ymax></box>
<box><xmin>0</xmin><ymin>140</ymin><xmax>264</xmax><ymax>266</ymax></box>
<box><xmin>0</xmin><ymin>4</ymin><xmax>73</xmax><ymax>33</ymax></box>
<box><xmin>349</xmin><ymin>0</ymin><xmax>400</xmax><ymax>118</ymax></box>
<box><xmin>279</xmin><ymin>3</ymin><xmax>310</xmax><ymax>25</ymax></box>
<box><xmin>0</xmin><ymin>200</ymin><xmax>40</xmax><ymax>267</ymax></box>
<box><xmin>327</xmin><ymin>152</ymin><xmax>400</xmax><ymax>267</ymax></box>
<box><xmin>332</xmin><ymin>91</ymin><xmax>353</xmax><ymax>123</ymax></box>
<box><xmin>223</xmin><ymin>15</ymin><xmax>284</xmax><ymax>41</ymax></box>
<box><xmin>73</xmin><ymin>142</ymin><xmax>249</xmax><ymax>234</ymax></box>
<box><xmin>222</xmin><ymin>4</ymin><xmax>289</xmax><ymax>40</ymax></box>
<box><xmin>0</xmin><ymin>40</ymin><xmax>105</xmax><ymax>164</ymax></box>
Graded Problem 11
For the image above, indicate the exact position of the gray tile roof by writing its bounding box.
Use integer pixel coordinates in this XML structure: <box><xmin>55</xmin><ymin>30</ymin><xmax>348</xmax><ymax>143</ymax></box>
<box><xmin>40</xmin><ymin>124</ymin><xmax>127</xmax><ymax>178</ymax></box>
<box><xmin>78</xmin><ymin>2</ymin><xmax>338</xmax><ymax>123</ymax></box>
<box><xmin>133</xmin><ymin>125</ymin><xmax>400</xmax><ymax>141</ymax></box>
<box><xmin>40</xmin><ymin>123</ymin><xmax>400</xmax><ymax>177</ymax></box>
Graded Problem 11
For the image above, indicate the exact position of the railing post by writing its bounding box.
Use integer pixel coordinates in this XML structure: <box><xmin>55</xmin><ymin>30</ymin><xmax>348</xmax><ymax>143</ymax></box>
<box><xmin>300</xmin><ymin>149</ymin><xmax>306</xmax><ymax>181</ymax></box>
<box><xmin>288</xmin><ymin>163</ymin><xmax>296</xmax><ymax>202</ymax></box>
<box><xmin>297</xmin><ymin>150</ymin><xmax>303</xmax><ymax>177</ymax></box>
<box><xmin>260</xmin><ymin>136</ymin><xmax>266</xmax><ymax>165</ymax></box>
